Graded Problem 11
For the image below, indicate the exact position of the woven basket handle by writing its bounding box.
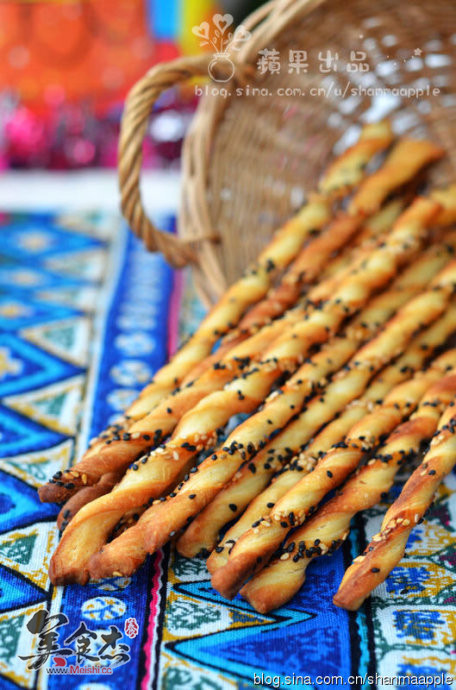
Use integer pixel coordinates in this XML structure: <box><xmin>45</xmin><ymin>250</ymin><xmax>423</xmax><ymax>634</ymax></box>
<box><xmin>118</xmin><ymin>54</ymin><xmax>213</xmax><ymax>268</ymax></box>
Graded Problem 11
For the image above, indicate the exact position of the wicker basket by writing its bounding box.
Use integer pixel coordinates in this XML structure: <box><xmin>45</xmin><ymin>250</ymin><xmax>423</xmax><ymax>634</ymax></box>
<box><xmin>118</xmin><ymin>0</ymin><xmax>456</xmax><ymax>305</ymax></box>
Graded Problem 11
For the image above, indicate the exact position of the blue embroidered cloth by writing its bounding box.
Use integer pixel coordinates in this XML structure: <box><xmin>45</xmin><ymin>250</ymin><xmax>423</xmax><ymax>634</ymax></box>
<box><xmin>0</xmin><ymin>211</ymin><xmax>455</xmax><ymax>690</ymax></box>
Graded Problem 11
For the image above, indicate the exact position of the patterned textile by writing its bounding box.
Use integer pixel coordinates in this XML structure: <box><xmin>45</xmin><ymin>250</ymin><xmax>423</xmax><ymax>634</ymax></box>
<box><xmin>1</xmin><ymin>210</ymin><xmax>456</xmax><ymax>689</ymax></box>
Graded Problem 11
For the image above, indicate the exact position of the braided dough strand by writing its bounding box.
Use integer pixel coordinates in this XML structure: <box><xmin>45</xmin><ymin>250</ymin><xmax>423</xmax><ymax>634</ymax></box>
<box><xmin>179</xmin><ymin>244</ymin><xmax>456</xmax><ymax>558</ymax></box>
<box><xmin>84</xmin><ymin>258</ymin><xmax>455</xmax><ymax>585</ymax></box>
<box><xmin>43</xmin><ymin>190</ymin><xmax>443</xmax><ymax>508</ymax></box>
<box><xmin>41</xmin><ymin>139</ymin><xmax>442</xmax><ymax>505</ymax></box>
<box><xmin>242</xmin><ymin>365</ymin><xmax>456</xmax><ymax>612</ymax></box>
<box><xmin>349</xmin><ymin>139</ymin><xmax>443</xmax><ymax>215</ymax></box>
<box><xmin>209</xmin><ymin>270</ymin><xmax>456</xmax><ymax>598</ymax></box>
<box><xmin>39</xmin><ymin>146</ymin><xmax>442</xmax><ymax>503</ymax></box>
<box><xmin>203</xmin><ymin>302</ymin><xmax>456</xmax><ymax>570</ymax></box>
<box><xmin>320</xmin><ymin>199</ymin><xmax>405</xmax><ymax>281</ymax></box>
<box><xmin>319</xmin><ymin>121</ymin><xmax>394</xmax><ymax>197</ymax></box>
<box><xmin>56</xmin><ymin>471</ymin><xmax>123</xmax><ymax>532</ymax></box>
<box><xmin>333</xmin><ymin>399</ymin><xmax>456</xmax><ymax>611</ymax></box>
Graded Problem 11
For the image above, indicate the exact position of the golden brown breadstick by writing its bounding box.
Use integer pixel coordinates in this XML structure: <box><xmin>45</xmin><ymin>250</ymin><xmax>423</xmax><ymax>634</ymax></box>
<box><xmin>320</xmin><ymin>199</ymin><xmax>405</xmax><ymax>281</ymax></box>
<box><xmin>242</xmin><ymin>363</ymin><xmax>456</xmax><ymax>612</ymax></box>
<box><xmin>334</xmin><ymin>399</ymin><xmax>456</xmax><ymax>611</ymax></box>
<box><xmin>60</xmin><ymin>194</ymin><xmax>330</xmax><ymax>471</ymax></box>
<box><xmin>56</xmin><ymin>471</ymin><xmax>123</xmax><ymax>531</ymax></box>
<box><xmin>40</xmin><ymin>146</ymin><xmax>443</xmax><ymax>504</ymax></box>
<box><xmin>211</xmin><ymin>316</ymin><xmax>456</xmax><ymax>601</ymax></box>
<box><xmin>42</xmin><ymin>186</ymin><xmax>442</xmax><ymax>508</ymax></box>
<box><xmin>64</xmin><ymin>125</ymin><xmax>391</xmax><ymax>476</ymax></box>
<box><xmin>39</xmin><ymin>306</ymin><xmax>303</xmax><ymax>501</ymax></box>
<box><xmin>206</xmin><ymin>305</ymin><xmax>456</xmax><ymax>572</ymax></box>
<box><xmin>237</xmin><ymin>213</ymin><xmax>363</xmax><ymax>331</ymax></box>
<box><xmin>50</xmin><ymin>184</ymin><xmax>456</xmax><ymax>584</ymax></box>
<box><xmin>181</xmin><ymin>403</ymin><xmax>362</xmax><ymax>560</ymax></box>
<box><xmin>85</xmin><ymin>260</ymin><xmax>455</xmax><ymax>585</ymax></box>
<box><xmin>349</xmin><ymin>138</ymin><xmax>443</xmax><ymax>215</ymax></box>
<box><xmin>132</xmin><ymin>196</ymin><xmax>331</xmax><ymax>410</ymax></box>
<box><xmin>181</xmin><ymin>199</ymin><xmax>405</xmax><ymax>386</ymax></box>
<box><xmin>42</xmin><ymin>139</ymin><xmax>438</xmax><ymax>495</ymax></box>
<box><xmin>46</xmin><ymin>196</ymin><xmax>444</xmax><ymax>584</ymax></box>
<box><xmin>319</xmin><ymin>121</ymin><xmax>394</xmax><ymax>196</ymax></box>
<box><xmin>40</xmin><ymin>198</ymin><xmax>406</xmax><ymax>505</ymax></box>
<box><xmin>40</xmin><ymin>212</ymin><xmax>369</xmax><ymax>504</ymax></box>
<box><xmin>178</xmin><ymin>244</ymin><xmax>456</xmax><ymax>558</ymax></box>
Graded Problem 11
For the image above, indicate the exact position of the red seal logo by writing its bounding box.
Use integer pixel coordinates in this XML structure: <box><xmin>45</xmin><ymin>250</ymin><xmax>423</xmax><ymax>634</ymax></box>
<box><xmin>124</xmin><ymin>617</ymin><xmax>139</xmax><ymax>639</ymax></box>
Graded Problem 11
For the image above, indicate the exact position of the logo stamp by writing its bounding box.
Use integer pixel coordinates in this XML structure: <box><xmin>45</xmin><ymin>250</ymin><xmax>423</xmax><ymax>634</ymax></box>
<box><xmin>192</xmin><ymin>13</ymin><xmax>251</xmax><ymax>82</ymax></box>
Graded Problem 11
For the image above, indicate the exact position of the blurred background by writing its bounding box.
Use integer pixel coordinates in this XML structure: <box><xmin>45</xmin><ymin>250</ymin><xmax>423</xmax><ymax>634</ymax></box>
<box><xmin>0</xmin><ymin>0</ymin><xmax>263</xmax><ymax>172</ymax></box>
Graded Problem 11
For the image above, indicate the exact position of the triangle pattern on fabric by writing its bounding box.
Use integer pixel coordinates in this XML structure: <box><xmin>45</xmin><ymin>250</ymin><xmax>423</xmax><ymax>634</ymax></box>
<box><xmin>0</xmin><ymin>335</ymin><xmax>78</xmax><ymax>398</ymax></box>
<box><xmin>0</xmin><ymin>407</ymin><xmax>64</xmax><ymax>457</ymax></box>
<box><xmin>0</xmin><ymin>471</ymin><xmax>57</xmax><ymax>529</ymax></box>
<box><xmin>0</xmin><ymin>439</ymin><xmax>74</xmax><ymax>489</ymax></box>
<box><xmin>4</xmin><ymin>376</ymin><xmax>85</xmax><ymax>435</ymax></box>
<box><xmin>35</xmin><ymin>286</ymin><xmax>99</xmax><ymax>314</ymax></box>
<box><xmin>0</xmin><ymin>600</ymin><xmax>53</xmax><ymax>689</ymax></box>
<box><xmin>21</xmin><ymin>318</ymin><xmax>91</xmax><ymax>367</ymax></box>
<box><xmin>45</xmin><ymin>249</ymin><xmax>107</xmax><ymax>282</ymax></box>
<box><xmin>0</xmin><ymin>521</ymin><xmax>58</xmax><ymax>592</ymax></box>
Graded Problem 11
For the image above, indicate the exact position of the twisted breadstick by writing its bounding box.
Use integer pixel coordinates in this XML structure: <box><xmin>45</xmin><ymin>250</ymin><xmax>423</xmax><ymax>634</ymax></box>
<box><xmin>209</xmin><ymin>275</ymin><xmax>456</xmax><ymax>598</ymax></box>
<box><xmin>234</xmin><ymin>213</ymin><xmax>362</xmax><ymax>332</ymax></box>
<box><xmin>40</xmin><ymin>200</ymin><xmax>408</xmax><ymax>506</ymax></box>
<box><xmin>178</xmin><ymin>200</ymin><xmax>405</xmax><ymax>386</ymax></box>
<box><xmin>46</xmin><ymin>195</ymin><xmax>444</xmax><ymax>584</ymax></box>
<box><xmin>40</xmin><ymin>146</ymin><xmax>440</xmax><ymax>504</ymax></box>
<box><xmin>58</xmin><ymin>194</ymin><xmax>330</xmax><ymax>466</ymax></box>
<box><xmin>206</xmin><ymin>304</ymin><xmax>456</xmax><ymax>572</ymax></box>
<box><xmin>334</xmin><ymin>399</ymin><xmax>456</xmax><ymax>611</ymax></box>
<box><xmin>94</xmin><ymin>123</ymin><xmax>395</xmax><ymax>425</ymax></box>
<box><xmin>41</xmin><ymin>212</ymin><xmax>373</xmax><ymax>504</ymax></box>
<box><xmin>56</xmin><ymin>471</ymin><xmax>122</xmax><ymax>531</ymax></box>
<box><xmin>242</xmin><ymin>362</ymin><xmax>456</xmax><ymax>612</ymax></box>
<box><xmin>178</xmin><ymin>243</ymin><xmax>456</xmax><ymax>558</ymax></box>
<box><xmin>85</xmin><ymin>259</ymin><xmax>456</xmax><ymax>584</ymax></box>
<box><xmin>43</xmin><ymin>183</ymin><xmax>443</xmax><ymax>508</ymax></box>
<box><xmin>318</xmin><ymin>121</ymin><xmax>393</xmax><ymax>197</ymax></box>
<box><xmin>320</xmin><ymin>199</ymin><xmax>404</xmax><ymax>281</ymax></box>
<box><xmin>349</xmin><ymin>138</ymin><xmax>443</xmax><ymax>215</ymax></box>
<box><xmin>40</xmin><ymin>305</ymin><xmax>305</xmax><ymax>502</ymax></box>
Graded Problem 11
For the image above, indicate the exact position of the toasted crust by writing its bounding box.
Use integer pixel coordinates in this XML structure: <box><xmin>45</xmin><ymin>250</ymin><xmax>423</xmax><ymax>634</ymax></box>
<box><xmin>87</xmin><ymin>257</ymin><xmax>453</xmax><ymax>587</ymax></box>
<box><xmin>210</xmin><ymin>267</ymin><xmax>456</xmax><ymax>599</ymax></box>
<box><xmin>242</xmin><ymin>365</ymin><xmax>456</xmax><ymax>612</ymax></box>
<box><xmin>40</xmin><ymin>138</ymin><xmax>443</xmax><ymax>506</ymax></box>
<box><xmin>179</xmin><ymin>244</ymin><xmax>456</xmax><ymax>560</ymax></box>
<box><xmin>56</xmin><ymin>471</ymin><xmax>122</xmax><ymax>531</ymax></box>
<box><xmin>349</xmin><ymin>139</ymin><xmax>444</xmax><ymax>215</ymax></box>
<box><xmin>207</xmin><ymin>304</ymin><xmax>456</xmax><ymax>573</ymax></box>
<box><xmin>334</xmin><ymin>400</ymin><xmax>456</xmax><ymax>610</ymax></box>
<box><xmin>319</xmin><ymin>120</ymin><xmax>394</xmax><ymax>197</ymax></box>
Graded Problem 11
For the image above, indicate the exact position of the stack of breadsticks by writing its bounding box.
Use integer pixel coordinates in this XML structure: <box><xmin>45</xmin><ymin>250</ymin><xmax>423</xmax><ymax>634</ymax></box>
<box><xmin>39</xmin><ymin>120</ymin><xmax>456</xmax><ymax>613</ymax></box>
